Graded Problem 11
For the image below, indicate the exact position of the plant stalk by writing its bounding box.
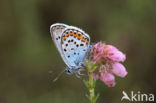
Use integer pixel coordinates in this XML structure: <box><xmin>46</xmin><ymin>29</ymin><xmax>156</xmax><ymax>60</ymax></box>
<box><xmin>88</xmin><ymin>71</ymin><xmax>96</xmax><ymax>103</ymax></box>
<box><xmin>84</xmin><ymin>60</ymin><xmax>99</xmax><ymax>103</ymax></box>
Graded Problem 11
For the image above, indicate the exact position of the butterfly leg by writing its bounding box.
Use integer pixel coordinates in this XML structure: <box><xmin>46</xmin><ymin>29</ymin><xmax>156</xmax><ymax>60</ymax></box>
<box><xmin>76</xmin><ymin>68</ymin><xmax>88</xmax><ymax>77</ymax></box>
<box><xmin>75</xmin><ymin>71</ymin><xmax>84</xmax><ymax>78</ymax></box>
<box><xmin>78</xmin><ymin>62</ymin><xmax>85</xmax><ymax>68</ymax></box>
<box><xmin>77</xmin><ymin>70</ymin><xmax>84</xmax><ymax>75</ymax></box>
<box><xmin>75</xmin><ymin>73</ymin><xmax>80</xmax><ymax>78</ymax></box>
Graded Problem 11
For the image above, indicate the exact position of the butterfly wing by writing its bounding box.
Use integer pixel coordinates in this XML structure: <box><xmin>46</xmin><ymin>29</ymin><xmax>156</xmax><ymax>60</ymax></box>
<box><xmin>50</xmin><ymin>23</ymin><xmax>70</xmax><ymax>66</ymax></box>
<box><xmin>50</xmin><ymin>23</ymin><xmax>67</xmax><ymax>53</ymax></box>
<box><xmin>61</xmin><ymin>26</ymin><xmax>90</xmax><ymax>69</ymax></box>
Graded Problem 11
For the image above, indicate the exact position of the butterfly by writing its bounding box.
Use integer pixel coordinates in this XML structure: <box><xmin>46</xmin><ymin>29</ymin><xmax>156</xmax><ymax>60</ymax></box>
<box><xmin>50</xmin><ymin>23</ymin><xmax>91</xmax><ymax>75</ymax></box>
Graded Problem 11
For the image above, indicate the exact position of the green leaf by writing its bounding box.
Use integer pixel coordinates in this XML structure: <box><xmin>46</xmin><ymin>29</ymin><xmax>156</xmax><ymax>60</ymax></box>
<box><xmin>85</xmin><ymin>59</ymin><xmax>91</xmax><ymax>70</ymax></box>
<box><xmin>91</xmin><ymin>63</ymin><xmax>96</xmax><ymax>72</ymax></box>
<box><xmin>95</xmin><ymin>93</ymin><xmax>100</xmax><ymax>102</ymax></box>
<box><xmin>85</xmin><ymin>94</ymin><xmax>91</xmax><ymax>101</ymax></box>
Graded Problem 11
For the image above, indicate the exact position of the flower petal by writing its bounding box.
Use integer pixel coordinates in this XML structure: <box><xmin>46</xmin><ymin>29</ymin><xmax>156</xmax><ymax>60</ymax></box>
<box><xmin>100</xmin><ymin>72</ymin><xmax>116</xmax><ymax>87</ymax></box>
<box><xmin>106</xmin><ymin>45</ymin><xmax>126</xmax><ymax>62</ymax></box>
<box><xmin>111</xmin><ymin>62</ymin><xmax>128</xmax><ymax>78</ymax></box>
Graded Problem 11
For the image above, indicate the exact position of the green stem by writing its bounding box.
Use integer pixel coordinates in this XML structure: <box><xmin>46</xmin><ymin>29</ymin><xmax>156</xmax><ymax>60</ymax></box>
<box><xmin>84</xmin><ymin>60</ymin><xmax>99</xmax><ymax>103</ymax></box>
<box><xmin>88</xmin><ymin>71</ymin><xmax>95</xmax><ymax>103</ymax></box>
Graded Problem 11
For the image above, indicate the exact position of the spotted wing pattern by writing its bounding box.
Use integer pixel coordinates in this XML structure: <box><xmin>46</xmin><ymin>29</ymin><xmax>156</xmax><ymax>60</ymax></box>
<box><xmin>61</xmin><ymin>27</ymin><xmax>90</xmax><ymax>68</ymax></box>
<box><xmin>50</xmin><ymin>23</ymin><xmax>70</xmax><ymax>66</ymax></box>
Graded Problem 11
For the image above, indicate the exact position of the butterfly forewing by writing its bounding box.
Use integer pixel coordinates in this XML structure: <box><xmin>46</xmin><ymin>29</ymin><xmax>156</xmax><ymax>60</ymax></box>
<box><xmin>50</xmin><ymin>23</ymin><xmax>72</xmax><ymax>67</ymax></box>
<box><xmin>50</xmin><ymin>23</ymin><xmax>67</xmax><ymax>53</ymax></box>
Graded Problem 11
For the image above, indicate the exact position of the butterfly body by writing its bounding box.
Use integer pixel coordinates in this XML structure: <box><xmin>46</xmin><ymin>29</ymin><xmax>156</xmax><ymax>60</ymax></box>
<box><xmin>50</xmin><ymin>23</ymin><xmax>91</xmax><ymax>74</ymax></box>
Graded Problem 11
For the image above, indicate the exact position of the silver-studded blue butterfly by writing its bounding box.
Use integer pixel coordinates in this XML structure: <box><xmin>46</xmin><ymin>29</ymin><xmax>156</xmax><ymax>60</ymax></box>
<box><xmin>50</xmin><ymin>23</ymin><xmax>91</xmax><ymax>75</ymax></box>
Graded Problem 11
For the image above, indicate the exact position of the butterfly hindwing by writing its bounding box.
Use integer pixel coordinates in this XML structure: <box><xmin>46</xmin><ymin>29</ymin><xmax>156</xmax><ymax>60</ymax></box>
<box><xmin>61</xmin><ymin>27</ymin><xmax>90</xmax><ymax>68</ymax></box>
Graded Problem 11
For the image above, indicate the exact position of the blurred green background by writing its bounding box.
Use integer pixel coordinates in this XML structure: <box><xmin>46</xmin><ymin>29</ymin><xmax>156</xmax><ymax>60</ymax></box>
<box><xmin>0</xmin><ymin>0</ymin><xmax>156</xmax><ymax>103</ymax></box>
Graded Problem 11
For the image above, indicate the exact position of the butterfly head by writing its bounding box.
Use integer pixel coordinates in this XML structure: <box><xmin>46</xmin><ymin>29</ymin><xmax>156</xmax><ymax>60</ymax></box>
<box><xmin>65</xmin><ymin>67</ymin><xmax>72</xmax><ymax>75</ymax></box>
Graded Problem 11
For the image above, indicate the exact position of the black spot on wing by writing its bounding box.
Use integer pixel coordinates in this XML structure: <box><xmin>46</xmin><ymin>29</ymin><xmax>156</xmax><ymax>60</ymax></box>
<box><xmin>76</xmin><ymin>44</ymin><xmax>79</xmax><ymax>47</ymax></box>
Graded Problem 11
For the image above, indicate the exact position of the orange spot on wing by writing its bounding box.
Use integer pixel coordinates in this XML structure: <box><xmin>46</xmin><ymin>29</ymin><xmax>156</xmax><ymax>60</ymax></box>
<box><xmin>63</xmin><ymin>37</ymin><xmax>66</xmax><ymax>40</ymax></box>
<box><xmin>74</xmin><ymin>33</ymin><xmax>77</xmax><ymax>37</ymax></box>
<box><xmin>81</xmin><ymin>38</ymin><xmax>86</xmax><ymax>42</ymax></box>
<box><xmin>70</xmin><ymin>32</ymin><xmax>74</xmax><ymax>36</ymax></box>
<box><xmin>77</xmin><ymin>35</ymin><xmax>82</xmax><ymax>39</ymax></box>
<box><xmin>65</xmin><ymin>33</ymin><xmax>69</xmax><ymax>37</ymax></box>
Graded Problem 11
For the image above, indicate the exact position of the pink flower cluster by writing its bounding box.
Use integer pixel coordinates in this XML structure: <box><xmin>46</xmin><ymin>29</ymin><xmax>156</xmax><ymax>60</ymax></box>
<box><xmin>89</xmin><ymin>42</ymin><xmax>127</xmax><ymax>87</ymax></box>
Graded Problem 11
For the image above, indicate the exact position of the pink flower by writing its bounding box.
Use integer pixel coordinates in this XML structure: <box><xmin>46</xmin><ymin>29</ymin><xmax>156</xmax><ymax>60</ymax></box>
<box><xmin>89</xmin><ymin>42</ymin><xmax>127</xmax><ymax>87</ymax></box>
<box><xmin>100</xmin><ymin>72</ymin><xmax>116</xmax><ymax>87</ymax></box>
<box><xmin>111</xmin><ymin>62</ymin><xmax>128</xmax><ymax>78</ymax></box>
<box><xmin>104</xmin><ymin>45</ymin><xmax>126</xmax><ymax>62</ymax></box>
<box><xmin>90</xmin><ymin>42</ymin><xmax>104</xmax><ymax>62</ymax></box>
<box><xmin>89</xmin><ymin>42</ymin><xmax>126</xmax><ymax>63</ymax></box>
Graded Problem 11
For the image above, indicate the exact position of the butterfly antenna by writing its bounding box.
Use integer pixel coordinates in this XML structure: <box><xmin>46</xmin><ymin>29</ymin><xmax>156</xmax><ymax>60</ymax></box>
<box><xmin>52</xmin><ymin>69</ymin><xmax>66</xmax><ymax>82</ymax></box>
